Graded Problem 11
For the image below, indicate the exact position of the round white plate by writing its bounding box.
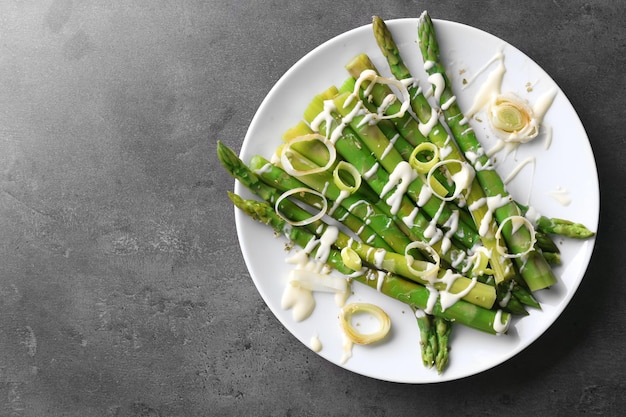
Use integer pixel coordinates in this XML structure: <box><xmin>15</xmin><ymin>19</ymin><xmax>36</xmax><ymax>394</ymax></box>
<box><xmin>234</xmin><ymin>18</ymin><xmax>599</xmax><ymax>383</ymax></box>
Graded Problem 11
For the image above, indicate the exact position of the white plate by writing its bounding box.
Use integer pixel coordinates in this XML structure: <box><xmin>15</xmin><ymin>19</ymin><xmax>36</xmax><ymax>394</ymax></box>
<box><xmin>234</xmin><ymin>18</ymin><xmax>599</xmax><ymax>383</ymax></box>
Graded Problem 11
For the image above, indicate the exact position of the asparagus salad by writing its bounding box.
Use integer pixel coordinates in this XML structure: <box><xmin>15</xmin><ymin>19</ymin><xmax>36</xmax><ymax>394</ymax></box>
<box><xmin>218</xmin><ymin>12</ymin><xmax>596</xmax><ymax>378</ymax></box>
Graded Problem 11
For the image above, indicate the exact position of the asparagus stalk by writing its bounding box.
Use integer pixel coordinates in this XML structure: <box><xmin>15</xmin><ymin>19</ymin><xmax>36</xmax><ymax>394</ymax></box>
<box><xmin>228</xmin><ymin>191</ymin><xmax>510</xmax><ymax>335</ymax></box>
<box><xmin>535</xmin><ymin>217</ymin><xmax>596</xmax><ymax>239</ymax></box>
<box><xmin>416</xmin><ymin>11</ymin><xmax>557</xmax><ymax>292</ymax></box>
<box><xmin>434</xmin><ymin>316</ymin><xmax>451</xmax><ymax>374</ymax></box>
<box><xmin>414</xmin><ymin>309</ymin><xmax>437</xmax><ymax>368</ymax></box>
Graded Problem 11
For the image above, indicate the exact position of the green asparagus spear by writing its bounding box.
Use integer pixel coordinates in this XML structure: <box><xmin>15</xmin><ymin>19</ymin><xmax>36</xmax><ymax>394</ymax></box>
<box><xmin>416</xmin><ymin>12</ymin><xmax>557</xmax><ymax>292</ymax></box>
<box><xmin>414</xmin><ymin>309</ymin><xmax>437</xmax><ymax>368</ymax></box>
<box><xmin>535</xmin><ymin>216</ymin><xmax>595</xmax><ymax>239</ymax></box>
<box><xmin>434</xmin><ymin>316</ymin><xmax>451</xmax><ymax>374</ymax></box>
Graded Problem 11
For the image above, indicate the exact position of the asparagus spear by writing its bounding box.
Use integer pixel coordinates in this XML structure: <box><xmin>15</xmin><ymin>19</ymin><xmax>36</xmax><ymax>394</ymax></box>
<box><xmin>434</xmin><ymin>316</ymin><xmax>451</xmax><ymax>374</ymax></box>
<box><xmin>414</xmin><ymin>309</ymin><xmax>437</xmax><ymax>368</ymax></box>
<box><xmin>535</xmin><ymin>217</ymin><xmax>595</xmax><ymax>239</ymax></box>
<box><xmin>228</xmin><ymin>192</ymin><xmax>511</xmax><ymax>335</ymax></box>
<box><xmin>416</xmin><ymin>11</ymin><xmax>557</xmax><ymax>292</ymax></box>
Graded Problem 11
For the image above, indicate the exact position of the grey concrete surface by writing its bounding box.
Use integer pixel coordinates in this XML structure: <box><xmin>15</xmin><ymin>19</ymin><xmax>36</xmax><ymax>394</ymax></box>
<box><xmin>0</xmin><ymin>0</ymin><xmax>623</xmax><ymax>416</ymax></box>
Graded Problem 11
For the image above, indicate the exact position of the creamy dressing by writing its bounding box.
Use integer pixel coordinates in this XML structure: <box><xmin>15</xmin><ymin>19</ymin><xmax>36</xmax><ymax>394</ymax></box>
<box><xmin>439</xmin><ymin>273</ymin><xmax>477</xmax><ymax>311</ymax></box>
<box><xmin>441</xmin><ymin>210</ymin><xmax>460</xmax><ymax>254</ymax></box>
<box><xmin>281</xmin><ymin>283</ymin><xmax>316</xmax><ymax>322</ymax></box>
<box><xmin>463</xmin><ymin>53</ymin><xmax>506</xmax><ymax>121</ymax></box>
<box><xmin>328</xmin><ymin>189</ymin><xmax>350</xmax><ymax>216</ymax></box>
<box><xmin>375</xmin><ymin>270</ymin><xmax>386</xmax><ymax>292</ymax></box>
<box><xmin>547</xmin><ymin>186</ymin><xmax>572</xmax><ymax>206</ymax></box>
<box><xmin>350</xmin><ymin>69</ymin><xmax>411</xmax><ymax>123</ymax></box>
<box><xmin>468</xmin><ymin>194</ymin><xmax>512</xmax><ymax>237</ymax></box>
<box><xmin>281</xmin><ymin>227</ymin><xmax>348</xmax><ymax>321</ymax></box>
<box><xmin>417</xmin><ymin>183</ymin><xmax>433</xmax><ymax>207</ymax></box>
<box><xmin>381</xmin><ymin>133</ymin><xmax>400</xmax><ymax>160</ymax></box>
<box><xmin>418</xmin><ymin>107</ymin><xmax>440</xmax><ymax>137</ymax></box>
<box><xmin>493</xmin><ymin>310</ymin><xmax>510</xmax><ymax>335</ymax></box>
<box><xmin>402</xmin><ymin>206</ymin><xmax>420</xmax><ymax>228</ymax></box>
<box><xmin>310</xmin><ymin>334</ymin><xmax>322</xmax><ymax>352</ymax></box>
<box><xmin>424</xmin><ymin>201</ymin><xmax>446</xmax><ymax>245</ymax></box>
<box><xmin>424</xmin><ymin>285</ymin><xmax>439</xmax><ymax>314</ymax></box>
<box><xmin>428</xmin><ymin>73</ymin><xmax>446</xmax><ymax>104</ymax></box>
<box><xmin>379</xmin><ymin>161</ymin><xmax>417</xmax><ymax>215</ymax></box>
<box><xmin>340</xmin><ymin>333</ymin><xmax>354</xmax><ymax>365</ymax></box>
<box><xmin>363</xmin><ymin>162</ymin><xmax>379</xmax><ymax>180</ymax></box>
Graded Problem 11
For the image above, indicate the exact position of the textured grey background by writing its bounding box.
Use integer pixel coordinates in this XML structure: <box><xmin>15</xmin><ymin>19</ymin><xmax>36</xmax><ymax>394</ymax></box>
<box><xmin>0</xmin><ymin>0</ymin><xmax>623</xmax><ymax>416</ymax></box>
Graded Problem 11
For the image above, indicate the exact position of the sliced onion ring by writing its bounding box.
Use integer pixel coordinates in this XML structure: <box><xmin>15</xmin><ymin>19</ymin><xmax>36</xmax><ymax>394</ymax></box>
<box><xmin>409</xmin><ymin>142</ymin><xmax>440</xmax><ymax>174</ymax></box>
<box><xmin>275</xmin><ymin>187</ymin><xmax>327</xmax><ymax>227</ymax></box>
<box><xmin>426</xmin><ymin>159</ymin><xmax>475</xmax><ymax>202</ymax></box>
<box><xmin>488</xmin><ymin>93</ymin><xmax>539</xmax><ymax>143</ymax></box>
<box><xmin>405</xmin><ymin>241</ymin><xmax>440</xmax><ymax>280</ymax></box>
<box><xmin>467</xmin><ymin>246</ymin><xmax>493</xmax><ymax>275</ymax></box>
<box><xmin>341</xmin><ymin>247</ymin><xmax>362</xmax><ymax>271</ymax></box>
<box><xmin>333</xmin><ymin>161</ymin><xmax>362</xmax><ymax>194</ymax></box>
<box><xmin>280</xmin><ymin>134</ymin><xmax>336</xmax><ymax>176</ymax></box>
<box><xmin>339</xmin><ymin>303</ymin><xmax>391</xmax><ymax>345</ymax></box>
<box><xmin>495</xmin><ymin>215</ymin><xmax>537</xmax><ymax>258</ymax></box>
<box><xmin>351</xmin><ymin>69</ymin><xmax>411</xmax><ymax>122</ymax></box>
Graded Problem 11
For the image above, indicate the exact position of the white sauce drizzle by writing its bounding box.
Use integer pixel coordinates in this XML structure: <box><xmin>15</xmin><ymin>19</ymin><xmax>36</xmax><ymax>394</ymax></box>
<box><xmin>417</xmin><ymin>183</ymin><xmax>432</xmax><ymax>207</ymax></box>
<box><xmin>376</xmin><ymin>270</ymin><xmax>386</xmax><ymax>292</ymax></box>
<box><xmin>462</xmin><ymin>52</ymin><xmax>506</xmax><ymax>123</ymax></box>
<box><xmin>379</xmin><ymin>161</ymin><xmax>417</xmax><ymax>215</ymax></box>
<box><xmin>547</xmin><ymin>186</ymin><xmax>572</xmax><ymax>206</ymax></box>
<box><xmin>439</xmin><ymin>273</ymin><xmax>477</xmax><ymax>311</ymax></box>
<box><xmin>402</xmin><ymin>206</ymin><xmax>420</xmax><ymax>228</ymax></box>
<box><xmin>493</xmin><ymin>310</ymin><xmax>510</xmax><ymax>335</ymax></box>
<box><xmin>328</xmin><ymin>189</ymin><xmax>350</xmax><ymax>216</ymax></box>
<box><xmin>310</xmin><ymin>334</ymin><xmax>322</xmax><ymax>352</ymax></box>
<box><xmin>418</xmin><ymin>107</ymin><xmax>440</xmax><ymax>137</ymax></box>
<box><xmin>349</xmin><ymin>69</ymin><xmax>411</xmax><ymax>123</ymax></box>
<box><xmin>441</xmin><ymin>210</ymin><xmax>460</xmax><ymax>254</ymax></box>
<box><xmin>381</xmin><ymin>133</ymin><xmax>400</xmax><ymax>160</ymax></box>
<box><xmin>363</xmin><ymin>162</ymin><xmax>379</xmax><ymax>180</ymax></box>
<box><xmin>281</xmin><ymin>227</ymin><xmax>344</xmax><ymax>322</ymax></box>
<box><xmin>428</xmin><ymin>73</ymin><xmax>446</xmax><ymax>104</ymax></box>
<box><xmin>468</xmin><ymin>194</ymin><xmax>512</xmax><ymax>237</ymax></box>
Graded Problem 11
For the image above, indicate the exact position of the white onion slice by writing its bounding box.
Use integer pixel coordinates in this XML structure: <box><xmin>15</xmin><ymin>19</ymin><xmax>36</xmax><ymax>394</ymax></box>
<box><xmin>339</xmin><ymin>303</ymin><xmax>391</xmax><ymax>345</ymax></box>
<box><xmin>495</xmin><ymin>215</ymin><xmax>537</xmax><ymax>258</ymax></box>
<box><xmin>280</xmin><ymin>134</ymin><xmax>336</xmax><ymax>176</ymax></box>
<box><xmin>275</xmin><ymin>187</ymin><xmax>327</xmax><ymax>226</ymax></box>
<box><xmin>426</xmin><ymin>159</ymin><xmax>475</xmax><ymax>202</ymax></box>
